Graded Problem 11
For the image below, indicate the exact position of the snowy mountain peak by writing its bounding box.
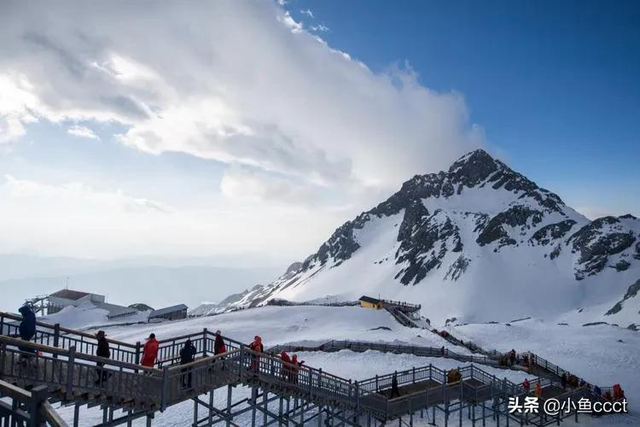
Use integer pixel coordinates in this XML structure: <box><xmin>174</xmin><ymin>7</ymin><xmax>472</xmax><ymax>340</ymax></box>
<box><xmin>216</xmin><ymin>150</ymin><xmax>640</xmax><ymax>326</ymax></box>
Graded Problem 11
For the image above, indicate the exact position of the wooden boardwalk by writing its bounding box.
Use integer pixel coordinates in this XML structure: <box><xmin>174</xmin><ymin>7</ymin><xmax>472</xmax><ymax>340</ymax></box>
<box><xmin>0</xmin><ymin>311</ymin><xmax>615</xmax><ymax>426</ymax></box>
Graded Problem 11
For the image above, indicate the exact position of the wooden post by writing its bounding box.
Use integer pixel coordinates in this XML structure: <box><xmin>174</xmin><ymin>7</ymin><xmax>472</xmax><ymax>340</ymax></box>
<box><xmin>203</xmin><ymin>328</ymin><xmax>208</xmax><ymax>357</ymax></box>
<box><xmin>226</xmin><ymin>385</ymin><xmax>232</xmax><ymax>427</ymax></box>
<box><xmin>29</xmin><ymin>385</ymin><xmax>47</xmax><ymax>427</ymax></box>
<box><xmin>65</xmin><ymin>346</ymin><xmax>76</xmax><ymax>400</ymax></box>
<box><xmin>161</xmin><ymin>366</ymin><xmax>169</xmax><ymax>411</ymax></box>
<box><xmin>53</xmin><ymin>323</ymin><xmax>60</xmax><ymax>349</ymax></box>
<box><xmin>135</xmin><ymin>342</ymin><xmax>142</xmax><ymax>365</ymax></box>
<box><xmin>251</xmin><ymin>387</ymin><xmax>257</xmax><ymax>426</ymax></box>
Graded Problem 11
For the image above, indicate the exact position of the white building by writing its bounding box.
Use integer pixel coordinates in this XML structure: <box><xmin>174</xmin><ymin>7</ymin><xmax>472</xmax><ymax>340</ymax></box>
<box><xmin>47</xmin><ymin>289</ymin><xmax>105</xmax><ymax>314</ymax></box>
<box><xmin>47</xmin><ymin>289</ymin><xmax>140</xmax><ymax>319</ymax></box>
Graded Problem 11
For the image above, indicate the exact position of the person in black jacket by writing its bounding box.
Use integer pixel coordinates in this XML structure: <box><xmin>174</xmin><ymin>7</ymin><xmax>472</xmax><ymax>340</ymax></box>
<box><xmin>390</xmin><ymin>372</ymin><xmax>401</xmax><ymax>398</ymax></box>
<box><xmin>180</xmin><ymin>339</ymin><xmax>197</xmax><ymax>389</ymax></box>
<box><xmin>17</xmin><ymin>305</ymin><xmax>37</xmax><ymax>360</ymax></box>
<box><xmin>95</xmin><ymin>330</ymin><xmax>110</xmax><ymax>385</ymax></box>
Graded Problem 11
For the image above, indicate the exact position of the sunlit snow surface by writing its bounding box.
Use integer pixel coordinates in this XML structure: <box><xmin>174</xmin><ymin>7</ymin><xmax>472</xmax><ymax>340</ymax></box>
<box><xmin>45</xmin><ymin>306</ymin><xmax>638</xmax><ymax>426</ymax></box>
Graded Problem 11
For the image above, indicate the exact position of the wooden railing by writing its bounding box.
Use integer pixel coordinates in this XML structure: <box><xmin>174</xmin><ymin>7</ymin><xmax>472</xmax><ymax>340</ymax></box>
<box><xmin>0</xmin><ymin>311</ymin><xmax>244</xmax><ymax>368</ymax></box>
<box><xmin>268</xmin><ymin>339</ymin><xmax>497</xmax><ymax>366</ymax></box>
<box><xmin>0</xmin><ymin>312</ymin><xmax>616</xmax><ymax>424</ymax></box>
<box><xmin>0</xmin><ymin>379</ymin><xmax>68</xmax><ymax>426</ymax></box>
<box><xmin>0</xmin><ymin>336</ymin><xmax>163</xmax><ymax>409</ymax></box>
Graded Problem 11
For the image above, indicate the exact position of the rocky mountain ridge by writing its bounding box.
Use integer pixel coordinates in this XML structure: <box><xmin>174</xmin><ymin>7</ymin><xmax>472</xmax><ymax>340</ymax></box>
<box><xmin>213</xmin><ymin>150</ymin><xmax>639</xmax><ymax>326</ymax></box>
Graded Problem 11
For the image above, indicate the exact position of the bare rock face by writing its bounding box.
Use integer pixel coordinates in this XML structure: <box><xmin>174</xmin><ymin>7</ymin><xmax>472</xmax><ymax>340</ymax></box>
<box><xmin>529</xmin><ymin>220</ymin><xmax>577</xmax><ymax>246</ymax></box>
<box><xmin>395</xmin><ymin>202</ymin><xmax>463</xmax><ymax>285</ymax></box>
<box><xmin>605</xmin><ymin>279</ymin><xmax>640</xmax><ymax>316</ymax></box>
<box><xmin>569</xmin><ymin>216</ymin><xmax>637</xmax><ymax>279</ymax></box>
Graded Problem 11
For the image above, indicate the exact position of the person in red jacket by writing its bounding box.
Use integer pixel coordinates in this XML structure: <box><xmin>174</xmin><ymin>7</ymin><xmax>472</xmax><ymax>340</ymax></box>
<box><xmin>213</xmin><ymin>330</ymin><xmax>227</xmax><ymax>371</ymax></box>
<box><xmin>523</xmin><ymin>378</ymin><xmax>530</xmax><ymax>393</ymax></box>
<box><xmin>280</xmin><ymin>350</ymin><xmax>291</xmax><ymax>381</ymax></box>
<box><xmin>248</xmin><ymin>336</ymin><xmax>263</xmax><ymax>372</ymax></box>
<box><xmin>141</xmin><ymin>333</ymin><xmax>159</xmax><ymax>368</ymax></box>
<box><xmin>214</xmin><ymin>330</ymin><xmax>227</xmax><ymax>355</ymax></box>
<box><xmin>291</xmin><ymin>355</ymin><xmax>301</xmax><ymax>384</ymax></box>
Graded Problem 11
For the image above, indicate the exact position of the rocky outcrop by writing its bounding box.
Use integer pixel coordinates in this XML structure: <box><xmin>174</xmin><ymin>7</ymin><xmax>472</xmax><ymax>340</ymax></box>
<box><xmin>476</xmin><ymin>205</ymin><xmax>544</xmax><ymax>248</ymax></box>
<box><xmin>605</xmin><ymin>279</ymin><xmax>640</xmax><ymax>316</ymax></box>
<box><xmin>395</xmin><ymin>202</ymin><xmax>462</xmax><ymax>285</ymax></box>
<box><xmin>569</xmin><ymin>216</ymin><xmax>637</xmax><ymax>279</ymax></box>
<box><xmin>529</xmin><ymin>220</ymin><xmax>577</xmax><ymax>246</ymax></box>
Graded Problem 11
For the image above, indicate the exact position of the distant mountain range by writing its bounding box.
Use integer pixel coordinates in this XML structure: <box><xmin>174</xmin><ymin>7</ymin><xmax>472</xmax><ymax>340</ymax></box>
<box><xmin>209</xmin><ymin>150</ymin><xmax>639</xmax><ymax>327</ymax></box>
<box><xmin>0</xmin><ymin>255</ymin><xmax>283</xmax><ymax>312</ymax></box>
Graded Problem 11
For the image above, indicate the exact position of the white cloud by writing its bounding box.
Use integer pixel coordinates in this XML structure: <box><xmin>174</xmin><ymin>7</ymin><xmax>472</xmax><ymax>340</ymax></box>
<box><xmin>310</xmin><ymin>24</ymin><xmax>330</xmax><ymax>33</ymax></box>
<box><xmin>0</xmin><ymin>72</ymin><xmax>40</xmax><ymax>142</ymax></box>
<box><xmin>67</xmin><ymin>124</ymin><xmax>99</xmax><ymax>140</ymax></box>
<box><xmin>300</xmin><ymin>9</ymin><xmax>314</xmax><ymax>19</ymax></box>
<box><xmin>0</xmin><ymin>1</ymin><xmax>482</xmax><ymax>195</ymax></box>
<box><xmin>0</xmin><ymin>1</ymin><xmax>486</xmax><ymax>259</ymax></box>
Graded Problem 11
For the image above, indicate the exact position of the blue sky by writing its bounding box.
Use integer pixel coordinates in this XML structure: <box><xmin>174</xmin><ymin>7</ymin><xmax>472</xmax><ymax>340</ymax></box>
<box><xmin>0</xmin><ymin>1</ymin><xmax>638</xmax><ymax>259</ymax></box>
<box><xmin>291</xmin><ymin>0</ymin><xmax>640</xmax><ymax>217</ymax></box>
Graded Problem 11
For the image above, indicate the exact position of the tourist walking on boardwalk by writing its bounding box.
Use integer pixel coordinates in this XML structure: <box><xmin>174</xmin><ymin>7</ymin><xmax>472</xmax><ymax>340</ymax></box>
<box><xmin>522</xmin><ymin>378</ymin><xmax>530</xmax><ymax>393</ymax></box>
<box><xmin>509</xmin><ymin>349</ymin><xmax>516</xmax><ymax>366</ymax></box>
<box><xmin>291</xmin><ymin>354</ymin><xmax>300</xmax><ymax>384</ymax></box>
<box><xmin>280</xmin><ymin>350</ymin><xmax>292</xmax><ymax>381</ymax></box>
<box><xmin>390</xmin><ymin>372</ymin><xmax>401</xmax><ymax>398</ymax></box>
<box><xmin>249</xmin><ymin>336</ymin><xmax>263</xmax><ymax>373</ymax></box>
<box><xmin>214</xmin><ymin>330</ymin><xmax>227</xmax><ymax>370</ymax></box>
<box><xmin>94</xmin><ymin>330</ymin><xmax>110</xmax><ymax>385</ymax></box>
<box><xmin>561</xmin><ymin>373</ymin><xmax>567</xmax><ymax>390</ymax></box>
<box><xmin>180</xmin><ymin>339</ymin><xmax>197</xmax><ymax>389</ymax></box>
<box><xmin>535</xmin><ymin>382</ymin><xmax>542</xmax><ymax>399</ymax></box>
<box><xmin>214</xmin><ymin>330</ymin><xmax>226</xmax><ymax>355</ymax></box>
<box><xmin>17</xmin><ymin>305</ymin><xmax>37</xmax><ymax>360</ymax></box>
<box><xmin>141</xmin><ymin>333</ymin><xmax>159</xmax><ymax>368</ymax></box>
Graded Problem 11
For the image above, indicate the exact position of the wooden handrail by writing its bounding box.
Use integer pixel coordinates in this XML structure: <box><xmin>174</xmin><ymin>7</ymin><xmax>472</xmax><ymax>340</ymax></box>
<box><xmin>0</xmin><ymin>335</ymin><xmax>159</xmax><ymax>373</ymax></box>
<box><xmin>1</xmin><ymin>311</ymin><xmax>137</xmax><ymax>348</ymax></box>
<box><xmin>166</xmin><ymin>349</ymin><xmax>241</xmax><ymax>371</ymax></box>
<box><xmin>0</xmin><ymin>380</ymin><xmax>69</xmax><ymax>427</ymax></box>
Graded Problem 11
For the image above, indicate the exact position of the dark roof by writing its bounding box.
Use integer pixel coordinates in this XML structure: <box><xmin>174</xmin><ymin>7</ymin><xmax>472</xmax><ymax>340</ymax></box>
<box><xmin>49</xmin><ymin>289</ymin><xmax>90</xmax><ymax>301</ymax></box>
<box><xmin>149</xmin><ymin>304</ymin><xmax>188</xmax><ymax>318</ymax></box>
<box><xmin>129</xmin><ymin>303</ymin><xmax>155</xmax><ymax>312</ymax></box>
<box><xmin>93</xmin><ymin>302</ymin><xmax>139</xmax><ymax>319</ymax></box>
<box><xmin>359</xmin><ymin>296</ymin><xmax>381</xmax><ymax>305</ymax></box>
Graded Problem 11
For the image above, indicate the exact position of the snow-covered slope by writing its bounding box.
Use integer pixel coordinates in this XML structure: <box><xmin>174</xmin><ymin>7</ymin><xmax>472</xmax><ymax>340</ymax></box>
<box><xmin>104</xmin><ymin>305</ymin><xmax>461</xmax><ymax>351</ymax></box>
<box><xmin>216</xmin><ymin>150</ymin><xmax>640</xmax><ymax>326</ymax></box>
